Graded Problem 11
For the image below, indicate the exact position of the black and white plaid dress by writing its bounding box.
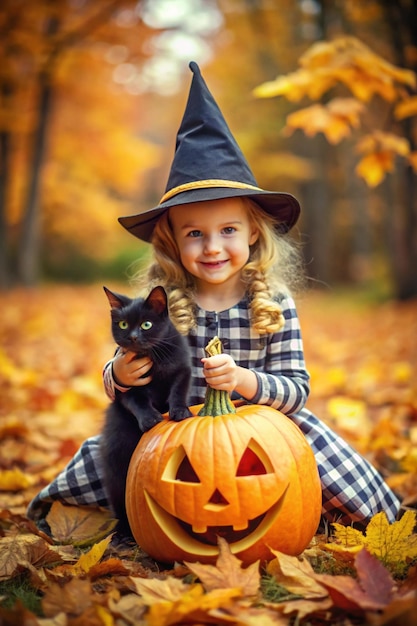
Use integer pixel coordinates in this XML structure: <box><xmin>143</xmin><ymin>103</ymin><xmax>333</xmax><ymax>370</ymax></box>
<box><xmin>27</xmin><ymin>294</ymin><xmax>400</xmax><ymax>529</ymax></box>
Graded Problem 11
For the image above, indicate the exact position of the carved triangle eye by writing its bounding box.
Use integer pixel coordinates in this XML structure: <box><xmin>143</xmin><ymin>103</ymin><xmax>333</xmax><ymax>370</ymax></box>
<box><xmin>236</xmin><ymin>439</ymin><xmax>274</xmax><ymax>476</ymax></box>
<box><xmin>176</xmin><ymin>454</ymin><xmax>200</xmax><ymax>483</ymax></box>
<box><xmin>161</xmin><ymin>445</ymin><xmax>201</xmax><ymax>483</ymax></box>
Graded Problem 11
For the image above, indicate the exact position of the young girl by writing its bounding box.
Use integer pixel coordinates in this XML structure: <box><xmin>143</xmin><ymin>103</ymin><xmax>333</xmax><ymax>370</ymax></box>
<box><xmin>27</xmin><ymin>62</ymin><xmax>400</xmax><ymax>533</ymax></box>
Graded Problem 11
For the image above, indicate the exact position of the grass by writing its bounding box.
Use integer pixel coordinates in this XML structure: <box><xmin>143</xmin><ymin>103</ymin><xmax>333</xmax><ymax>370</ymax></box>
<box><xmin>0</xmin><ymin>575</ymin><xmax>42</xmax><ymax>616</ymax></box>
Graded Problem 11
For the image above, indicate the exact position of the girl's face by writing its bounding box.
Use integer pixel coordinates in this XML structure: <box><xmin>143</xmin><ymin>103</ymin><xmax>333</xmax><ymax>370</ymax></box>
<box><xmin>169</xmin><ymin>198</ymin><xmax>259</xmax><ymax>294</ymax></box>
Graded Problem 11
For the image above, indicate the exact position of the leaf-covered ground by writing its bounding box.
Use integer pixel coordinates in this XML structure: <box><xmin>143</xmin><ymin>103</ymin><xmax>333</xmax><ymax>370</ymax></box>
<box><xmin>0</xmin><ymin>284</ymin><xmax>417</xmax><ymax>625</ymax></box>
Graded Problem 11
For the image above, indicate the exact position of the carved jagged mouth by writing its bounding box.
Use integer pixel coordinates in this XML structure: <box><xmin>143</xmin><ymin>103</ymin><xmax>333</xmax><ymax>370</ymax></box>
<box><xmin>177</xmin><ymin>512</ymin><xmax>266</xmax><ymax>545</ymax></box>
<box><xmin>143</xmin><ymin>486</ymin><xmax>288</xmax><ymax>557</ymax></box>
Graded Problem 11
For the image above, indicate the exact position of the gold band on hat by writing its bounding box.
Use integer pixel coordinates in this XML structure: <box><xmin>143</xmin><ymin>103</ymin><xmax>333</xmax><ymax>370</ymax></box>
<box><xmin>159</xmin><ymin>179</ymin><xmax>263</xmax><ymax>204</ymax></box>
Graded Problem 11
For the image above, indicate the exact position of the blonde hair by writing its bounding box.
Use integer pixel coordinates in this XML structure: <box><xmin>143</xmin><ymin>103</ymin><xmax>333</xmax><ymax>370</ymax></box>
<box><xmin>132</xmin><ymin>199</ymin><xmax>305</xmax><ymax>335</ymax></box>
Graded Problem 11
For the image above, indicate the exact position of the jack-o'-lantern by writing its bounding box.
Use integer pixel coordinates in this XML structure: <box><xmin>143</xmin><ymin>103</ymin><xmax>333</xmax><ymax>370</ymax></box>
<box><xmin>126</xmin><ymin>338</ymin><xmax>322</xmax><ymax>564</ymax></box>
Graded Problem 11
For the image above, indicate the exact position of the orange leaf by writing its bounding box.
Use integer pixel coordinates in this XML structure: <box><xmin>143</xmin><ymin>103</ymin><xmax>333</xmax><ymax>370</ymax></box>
<box><xmin>184</xmin><ymin>537</ymin><xmax>260</xmax><ymax>596</ymax></box>
<box><xmin>266</xmin><ymin>549</ymin><xmax>328</xmax><ymax>599</ymax></box>
<box><xmin>88</xmin><ymin>556</ymin><xmax>130</xmax><ymax>581</ymax></box>
<box><xmin>355</xmin><ymin>152</ymin><xmax>394</xmax><ymax>187</ymax></box>
<box><xmin>285</xmin><ymin>99</ymin><xmax>363</xmax><ymax>145</ymax></box>
<box><xmin>395</xmin><ymin>95</ymin><xmax>417</xmax><ymax>120</ymax></box>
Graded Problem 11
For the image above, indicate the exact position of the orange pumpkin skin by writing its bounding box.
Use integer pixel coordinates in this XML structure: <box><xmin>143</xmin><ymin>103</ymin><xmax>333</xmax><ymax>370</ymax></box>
<box><xmin>126</xmin><ymin>403</ymin><xmax>322</xmax><ymax>564</ymax></box>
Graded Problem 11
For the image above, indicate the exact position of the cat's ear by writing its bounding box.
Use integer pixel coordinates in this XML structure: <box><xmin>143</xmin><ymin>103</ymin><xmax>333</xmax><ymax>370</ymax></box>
<box><xmin>147</xmin><ymin>286</ymin><xmax>167</xmax><ymax>315</ymax></box>
<box><xmin>103</xmin><ymin>286</ymin><xmax>125</xmax><ymax>310</ymax></box>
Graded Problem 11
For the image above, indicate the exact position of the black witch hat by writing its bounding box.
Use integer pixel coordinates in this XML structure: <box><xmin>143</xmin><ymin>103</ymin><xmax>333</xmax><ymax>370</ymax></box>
<box><xmin>119</xmin><ymin>62</ymin><xmax>300</xmax><ymax>242</ymax></box>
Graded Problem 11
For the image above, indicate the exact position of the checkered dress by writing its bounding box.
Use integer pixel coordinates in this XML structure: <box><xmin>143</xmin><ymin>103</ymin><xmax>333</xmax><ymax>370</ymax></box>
<box><xmin>27</xmin><ymin>294</ymin><xmax>400</xmax><ymax>529</ymax></box>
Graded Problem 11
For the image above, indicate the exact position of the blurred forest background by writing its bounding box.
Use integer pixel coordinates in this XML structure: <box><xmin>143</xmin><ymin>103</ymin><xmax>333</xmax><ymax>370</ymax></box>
<box><xmin>1</xmin><ymin>0</ymin><xmax>417</xmax><ymax>300</ymax></box>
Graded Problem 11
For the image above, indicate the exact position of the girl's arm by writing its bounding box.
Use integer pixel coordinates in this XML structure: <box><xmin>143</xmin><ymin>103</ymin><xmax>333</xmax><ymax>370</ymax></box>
<box><xmin>250</xmin><ymin>295</ymin><xmax>310</xmax><ymax>414</ymax></box>
<box><xmin>103</xmin><ymin>359</ymin><xmax>123</xmax><ymax>400</ymax></box>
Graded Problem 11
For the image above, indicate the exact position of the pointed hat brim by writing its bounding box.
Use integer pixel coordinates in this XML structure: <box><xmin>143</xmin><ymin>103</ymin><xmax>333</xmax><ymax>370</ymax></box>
<box><xmin>119</xmin><ymin>62</ymin><xmax>301</xmax><ymax>242</ymax></box>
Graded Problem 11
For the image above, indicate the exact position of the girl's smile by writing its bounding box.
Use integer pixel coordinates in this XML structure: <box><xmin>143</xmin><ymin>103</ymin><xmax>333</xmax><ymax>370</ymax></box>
<box><xmin>169</xmin><ymin>198</ymin><xmax>259</xmax><ymax>304</ymax></box>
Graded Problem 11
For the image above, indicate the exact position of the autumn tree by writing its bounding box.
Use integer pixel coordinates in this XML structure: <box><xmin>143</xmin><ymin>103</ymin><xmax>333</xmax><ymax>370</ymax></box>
<box><xmin>0</xmin><ymin>0</ymin><xmax>160</xmax><ymax>287</ymax></box>
<box><xmin>254</xmin><ymin>0</ymin><xmax>417</xmax><ymax>300</ymax></box>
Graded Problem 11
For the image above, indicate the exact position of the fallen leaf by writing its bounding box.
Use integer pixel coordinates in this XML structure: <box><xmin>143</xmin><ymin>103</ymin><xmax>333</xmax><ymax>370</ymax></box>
<box><xmin>72</xmin><ymin>535</ymin><xmax>113</xmax><ymax>575</ymax></box>
<box><xmin>210</xmin><ymin>603</ymin><xmax>290</xmax><ymax>624</ymax></box>
<box><xmin>0</xmin><ymin>534</ymin><xmax>60</xmax><ymax>581</ymax></box>
<box><xmin>46</xmin><ymin>501</ymin><xmax>117</xmax><ymax>547</ymax></box>
<box><xmin>329</xmin><ymin>511</ymin><xmax>417</xmax><ymax>574</ymax></box>
<box><xmin>315</xmin><ymin>549</ymin><xmax>395</xmax><ymax>613</ymax></box>
<box><xmin>184</xmin><ymin>537</ymin><xmax>260</xmax><ymax>596</ymax></box>
<box><xmin>88</xmin><ymin>556</ymin><xmax>131</xmax><ymax>581</ymax></box>
<box><xmin>146</xmin><ymin>584</ymin><xmax>240</xmax><ymax>626</ymax></box>
<box><xmin>0</xmin><ymin>467</ymin><xmax>35</xmax><ymax>491</ymax></box>
<box><xmin>267</xmin><ymin>550</ymin><xmax>328</xmax><ymax>599</ymax></box>
<box><xmin>367</xmin><ymin>511</ymin><xmax>417</xmax><ymax>573</ymax></box>
<box><xmin>108</xmin><ymin>593</ymin><xmax>147</xmax><ymax>624</ymax></box>
<box><xmin>42</xmin><ymin>578</ymin><xmax>93</xmax><ymax>618</ymax></box>
<box><xmin>356</xmin><ymin>548</ymin><xmax>395</xmax><ymax>600</ymax></box>
<box><xmin>131</xmin><ymin>575</ymin><xmax>193</xmax><ymax>604</ymax></box>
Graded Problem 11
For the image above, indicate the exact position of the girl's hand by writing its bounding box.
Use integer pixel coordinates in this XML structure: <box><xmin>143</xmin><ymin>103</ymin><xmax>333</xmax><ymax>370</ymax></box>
<box><xmin>202</xmin><ymin>354</ymin><xmax>259</xmax><ymax>400</ymax></box>
<box><xmin>112</xmin><ymin>350</ymin><xmax>152</xmax><ymax>387</ymax></box>
<box><xmin>201</xmin><ymin>354</ymin><xmax>238</xmax><ymax>394</ymax></box>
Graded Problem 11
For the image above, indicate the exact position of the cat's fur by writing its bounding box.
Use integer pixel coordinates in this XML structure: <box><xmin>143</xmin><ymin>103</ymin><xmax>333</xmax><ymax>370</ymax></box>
<box><xmin>101</xmin><ymin>286</ymin><xmax>192</xmax><ymax>536</ymax></box>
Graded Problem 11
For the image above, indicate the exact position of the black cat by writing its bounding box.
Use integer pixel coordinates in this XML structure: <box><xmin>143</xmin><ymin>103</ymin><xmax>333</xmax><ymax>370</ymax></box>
<box><xmin>101</xmin><ymin>286</ymin><xmax>192</xmax><ymax>536</ymax></box>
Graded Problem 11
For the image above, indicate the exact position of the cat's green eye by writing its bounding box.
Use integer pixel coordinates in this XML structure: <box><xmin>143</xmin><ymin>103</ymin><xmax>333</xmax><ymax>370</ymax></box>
<box><xmin>141</xmin><ymin>320</ymin><xmax>152</xmax><ymax>330</ymax></box>
<box><xmin>118</xmin><ymin>320</ymin><xmax>129</xmax><ymax>330</ymax></box>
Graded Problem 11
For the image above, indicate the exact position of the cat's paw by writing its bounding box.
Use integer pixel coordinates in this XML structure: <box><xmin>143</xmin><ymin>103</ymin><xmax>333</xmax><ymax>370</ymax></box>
<box><xmin>170</xmin><ymin>407</ymin><xmax>193</xmax><ymax>422</ymax></box>
<box><xmin>139</xmin><ymin>412</ymin><xmax>163</xmax><ymax>432</ymax></box>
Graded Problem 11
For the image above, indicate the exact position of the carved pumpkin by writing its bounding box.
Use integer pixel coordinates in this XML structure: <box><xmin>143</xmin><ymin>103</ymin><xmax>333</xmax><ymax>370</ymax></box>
<box><xmin>126</xmin><ymin>338</ymin><xmax>322</xmax><ymax>564</ymax></box>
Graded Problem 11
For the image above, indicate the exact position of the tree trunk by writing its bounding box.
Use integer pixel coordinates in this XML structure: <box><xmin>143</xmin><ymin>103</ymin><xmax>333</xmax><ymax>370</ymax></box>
<box><xmin>0</xmin><ymin>109</ymin><xmax>11</xmax><ymax>288</ymax></box>
<box><xmin>17</xmin><ymin>13</ymin><xmax>59</xmax><ymax>286</ymax></box>
<box><xmin>380</xmin><ymin>0</ymin><xmax>417</xmax><ymax>299</ymax></box>
<box><xmin>17</xmin><ymin>75</ymin><xmax>53</xmax><ymax>285</ymax></box>
<box><xmin>15</xmin><ymin>3</ymin><xmax>122</xmax><ymax>285</ymax></box>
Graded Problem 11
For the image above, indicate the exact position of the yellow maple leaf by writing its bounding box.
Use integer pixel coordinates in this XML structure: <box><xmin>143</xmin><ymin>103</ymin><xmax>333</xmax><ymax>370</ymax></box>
<box><xmin>328</xmin><ymin>524</ymin><xmax>366</xmax><ymax>549</ymax></box>
<box><xmin>329</xmin><ymin>511</ymin><xmax>417</xmax><ymax>572</ymax></box>
<box><xmin>365</xmin><ymin>511</ymin><xmax>417</xmax><ymax>566</ymax></box>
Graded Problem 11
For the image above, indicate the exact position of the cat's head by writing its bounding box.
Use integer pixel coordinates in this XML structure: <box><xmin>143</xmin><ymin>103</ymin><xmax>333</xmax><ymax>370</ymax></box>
<box><xmin>103</xmin><ymin>286</ymin><xmax>169</xmax><ymax>354</ymax></box>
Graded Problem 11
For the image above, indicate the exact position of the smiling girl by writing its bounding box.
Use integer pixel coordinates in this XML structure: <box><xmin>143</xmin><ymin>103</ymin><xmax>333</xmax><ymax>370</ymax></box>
<box><xmin>28</xmin><ymin>62</ymin><xmax>400</xmax><ymax>537</ymax></box>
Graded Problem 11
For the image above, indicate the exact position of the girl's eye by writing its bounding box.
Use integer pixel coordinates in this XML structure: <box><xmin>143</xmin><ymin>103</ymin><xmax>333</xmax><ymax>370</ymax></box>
<box><xmin>222</xmin><ymin>226</ymin><xmax>236</xmax><ymax>234</ymax></box>
<box><xmin>141</xmin><ymin>320</ymin><xmax>153</xmax><ymax>330</ymax></box>
<box><xmin>187</xmin><ymin>230</ymin><xmax>202</xmax><ymax>238</ymax></box>
<box><xmin>118</xmin><ymin>321</ymin><xmax>129</xmax><ymax>330</ymax></box>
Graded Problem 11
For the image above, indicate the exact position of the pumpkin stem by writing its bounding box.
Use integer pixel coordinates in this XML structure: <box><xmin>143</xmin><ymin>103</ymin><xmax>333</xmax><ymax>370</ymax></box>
<box><xmin>198</xmin><ymin>336</ymin><xmax>236</xmax><ymax>417</ymax></box>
